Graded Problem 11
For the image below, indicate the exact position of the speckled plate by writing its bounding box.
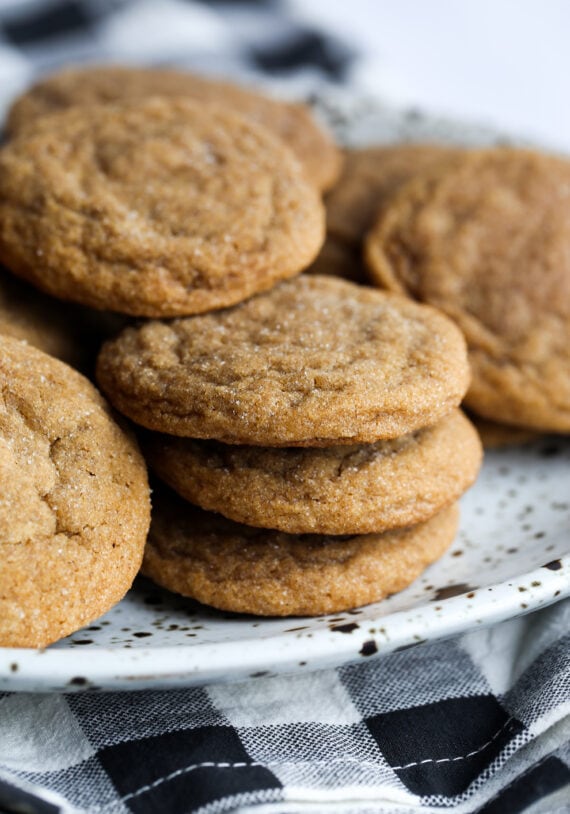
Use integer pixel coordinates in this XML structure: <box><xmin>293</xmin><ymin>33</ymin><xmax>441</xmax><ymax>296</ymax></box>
<box><xmin>1</xmin><ymin>96</ymin><xmax>569</xmax><ymax>692</ymax></box>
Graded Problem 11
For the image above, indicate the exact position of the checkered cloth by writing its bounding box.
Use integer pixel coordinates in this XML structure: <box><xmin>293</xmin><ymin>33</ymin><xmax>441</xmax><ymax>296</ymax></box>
<box><xmin>1</xmin><ymin>600</ymin><xmax>569</xmax><ymax>814</ymax></box>
<box><xmin>0</xmin><ymin>2</ymin><xmax>568</xmax><ymax>813</ymax></box>
<box><xmin>0</xmin><ymin>0</ymin><xmax>352</xmax><ymax>123</ymax></box>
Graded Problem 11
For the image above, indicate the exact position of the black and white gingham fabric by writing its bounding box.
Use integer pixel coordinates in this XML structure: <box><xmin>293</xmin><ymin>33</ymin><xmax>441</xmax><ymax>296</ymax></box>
<box><xmin>1</xmin><ymin>599</ymin><xmax>569</xmax><ymax>814</ymax></box>
<box><xmin>0</xmin><ymin>3</ymin><xmax>568</xmax><ymax>812</ymax></box>
<box><xmin>0</xmin><ymin>0</ymin><xmax>353</xmax><ymax>124</ymax></box>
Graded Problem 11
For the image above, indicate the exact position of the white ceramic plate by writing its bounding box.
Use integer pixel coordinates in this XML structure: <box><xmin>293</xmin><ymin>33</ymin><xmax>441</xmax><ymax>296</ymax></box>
<box><xmin>1</xmin><ymin>96</ymin><xmax>569</xmax><ymax>692</ymax></box>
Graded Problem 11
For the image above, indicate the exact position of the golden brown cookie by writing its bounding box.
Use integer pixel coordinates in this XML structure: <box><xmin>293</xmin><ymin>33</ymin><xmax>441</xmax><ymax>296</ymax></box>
<box><xmin>467</xmin><ymin>414</ymin><xmax>541</xmax><ymax>449</ymax></box>
<box><xmin>0</xmin><ymin>336</ymin><xmax>151</xmax><ymax>648</ymax></box>
<box><xmin>0</xmin><ymin>98</ymin><xmax>324</xmax><ymax>317</ymax></box>
<box><xmin>0</xmin><ymin>269</ymin><xmax>125</xmax><ymax>372</ymax></box>
<box><xmin>145</xmin><ymin>409</ymin><xmax>481</xmax><ymax>534</ymax></box>
<box><xmin>365</xmin><ymin>148</ymin><xmax>570</xmax><ymax>433</ymax></box>
<box><xmin>6</xmin><ymin>65</ymin><xmax>342</xmax><ymax>192</ymax></box>
<box><xmin>144</xmin><ymin>487</ymin><xmax>459</xmax><ymax>616</ymax></box>
<box><xmin>0</xmin><ymin>270</ymin><xmax>84</xmax><ymax>367</ymax></box>
<box><xmin>306</xmin><ymin>145</ymin><xmax>462</xmax><ymax>281</ymax></box>
<box><xmin>97</xmin><ymin>275</ymin><xmax>470</xmax><ymax>446</ymax></box>
<box><xmin>327</xmin><ymin>144</ymin><xmax>462</xmax><ymax>244</ymax></box>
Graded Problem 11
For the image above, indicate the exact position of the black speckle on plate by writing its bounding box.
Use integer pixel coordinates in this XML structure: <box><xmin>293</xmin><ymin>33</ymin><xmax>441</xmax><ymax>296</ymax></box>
<box><xmin>432</xmin><ymin>583</ymin><xmax>478</xmax><ymax>601</ymax></box>
<box><xmin>330</xmin><ymin>622</ymin><xmax>359</xmax><ymax>634</ymax></box>
<box><xmin>68</xmin><ymin>676</ymin><xmax>88</xmax><ymax>687</ymax></box>
<box><xmin>359</xmin><ymin>640</ymin><xmax>378</xmax><ymax>657</ymax></box>
<box><xmin>543</xmin><ymin>559</ymin><xmax>562</xmax><ymax>571</ymax></box>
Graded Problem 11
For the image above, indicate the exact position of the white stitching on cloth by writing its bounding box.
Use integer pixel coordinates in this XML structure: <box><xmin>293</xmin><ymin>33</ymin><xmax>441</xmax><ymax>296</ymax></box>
<box><xmin>90</xmin><ymin>717</ymin><xmax>515</xmax><ymax>810</ymax></box>
<box><xmin>391</xmin><ymin>717</ymin><xmax>515</xmax><ymax>770</ymax></box>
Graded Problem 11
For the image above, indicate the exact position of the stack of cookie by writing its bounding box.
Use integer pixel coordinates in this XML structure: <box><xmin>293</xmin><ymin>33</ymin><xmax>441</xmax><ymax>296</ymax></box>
<box><xmin>0</xmin><ymin>66</ymin><xmax>341</xmax><ymax>645</ymax></box>
<box><xmin>0</xmin><ymin>64</ymin><xmax>485</xmax><ymax>633</ymax></box>
<box><xmin>97</xmin><ymin>275</ymin><xmax>482</xmax><ymax>616</ymax></box>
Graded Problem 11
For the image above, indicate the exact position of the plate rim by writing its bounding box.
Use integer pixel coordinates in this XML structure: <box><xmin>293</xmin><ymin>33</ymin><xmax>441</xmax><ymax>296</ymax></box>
<box><xmin>1</xmin><ymin>556</ymin><xmax>568</xmax><ymax>692</ymax></box>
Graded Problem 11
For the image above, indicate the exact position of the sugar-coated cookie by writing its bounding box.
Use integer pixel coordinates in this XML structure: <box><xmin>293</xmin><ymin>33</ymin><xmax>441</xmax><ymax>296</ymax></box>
<box><xmin>97</xmin><ymin>276</ymin><xmax>470</xmax><ymax>445</ymax></box>
<box><xmin>307</xmin><ymin>144</ymin><xmax>461</xmax><ymax>281</ymax></box>
<box><xmin>6</xmin><ymin>65</ymin><xmax>342</xmax><ymax>192</ymax></box>
<box><xmin>366</xmin><ymin>148</ymin><xmax>570</xmax><ymax>432</ymax></box>
<box><xmin>0</xmin><ymin>98</ymin><xmax>324</xmax><ymax>317</ymax></box>
<box><xmin>145</xmin><ymin>409</ymin><xmax>481</xmax><ymax>534</ymax></box>
<box><xmin>0</xmin><ymin>336</ymin><xmax>150</xmax><ymax>647</ymax></box>
<box><xmin>144</xmin><ymin>487</ymin><xmax>459</xmax><ymax>616</ymax></box>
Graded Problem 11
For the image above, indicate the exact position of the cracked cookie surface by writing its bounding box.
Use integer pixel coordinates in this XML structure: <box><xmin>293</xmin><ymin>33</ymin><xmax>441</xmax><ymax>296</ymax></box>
<box><xmin>144</xmin><ymin>488</ymin><xmax>459</xmax><ymax>616</ymax></box>
<box><xmin>6</xmin><ymin>65</ymin><xmax>342</xmax><ymax>192</ymax></box>
<box><xmin>365</xmin><ymin>148</ymin><xmax>570</xmax><ymax>431</ymax></box>
<box><xmin>0</xmin><ymin>98</ymin><xmax>324</xmax><ymax>317</ymax></box>
<box><xmin>145</xmin><ymin>409</ymin><xmax>481</xmax><ymax>534</ymax></box>
<box><xmin>97</xmin><ymin>275</ymin><xmax>470</xmax><ymax>446</ymax></box>
<box><xmin>0</xmin><ymin>336</ymin><xmax>150</xmax><ymax>647</ymax></box>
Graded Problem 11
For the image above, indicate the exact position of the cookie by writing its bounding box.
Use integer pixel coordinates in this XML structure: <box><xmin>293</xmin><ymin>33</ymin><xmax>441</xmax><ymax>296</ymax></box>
<box><xmin>145</xmin><ymin>409</ymin><xmax>481</xmax><ymax>534</ymax></box>
<box><xmin>327</xmin><ymin>144</ymin><xmax>462</xmax><ymax>244</ymax></box>
<box><xmin>97</xmin><ymin>275</ymin><xmax>470</xmax><ymax>446</ymax></box>
<box><xmin>143</xmin><ymin>487</ymin><xmax>459</xmax><ymax>616</ymax></box>
<box><xmin>0</xmin><ymin>270</ymin><xmax>85</xmax><ymax>367</ymax></box>
<box><xmin>0</xmin><ymin>98</ymin><xmax>324</xmax><ymax>317</ymax></box>
<box><xmin>0</xmin><ymin>269</ymin><xmax>125</xmax><ymax>372</ymax></box>
<box><xmin>365</xmin><ymin>148</ymin><xmax>570</xmax><ymax>432</ymax></box>
<box><xmin>468</xmin><ymin>414</ymin><xmax>541</xmax><ymax>449</ymax></box>
<box><xmin>307</xmin><ymin>145</ymin><xmax>462</xmax><ymax>281</ymax></box>
<box><xmin>6</xmin><ymin>65</ymin><xmax>342</xmax><ymax>192</ymax></box>
<box><xmin>0</xmin><ymin>336</ymin><xmax>151</xmax><ymax>648</ymax></box>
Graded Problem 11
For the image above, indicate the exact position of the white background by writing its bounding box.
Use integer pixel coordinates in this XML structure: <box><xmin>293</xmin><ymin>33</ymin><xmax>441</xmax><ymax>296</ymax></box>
<box><xmin>291</xmin><ymin>0</ymin><xmax>569</xmax><ymax>150</ymax></box>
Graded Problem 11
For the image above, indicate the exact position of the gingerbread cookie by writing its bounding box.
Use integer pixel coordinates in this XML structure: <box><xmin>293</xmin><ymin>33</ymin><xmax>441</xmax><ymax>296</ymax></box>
<box><xmin>97</xmin><ymin>276</ymin><xmax>470</xmax><ymax>446</ymax></box>
<box><xmin>0</xmin><ymin>270</ymin><xmax>86</xmax><ymax>368</ymax></box>
<box><xmin>0</xmin><ymin>269</ymin><xmax>125</xmax><ymax>372</ymax></box>
<box><xmin>6</xmin><ymin>65</ymin><xmax>342</xmax><ymax>192</ymax></box>
<box><xmin>307</xmin><ymin>145</ymin><xmax>462</xmax><ymax>281</ymax></box>
<box><xmin>0</xmin><ymin>336</ymin><xmax>150</xmax><ymax>648</ymax></box>
<box><xmin>145</xmin><ymin>409</ymin><xmax>481</xmax><ymax>534</ymax></box>
<box><xmin>365</xmin><ymin>148</ymin><xmax>570</xmax><ymax>432</ymax></box>
<box><xmin>0</xmin><ymin>98</ymin><xmax>324</xmax><ymax>317</ymax></box>
<box><xmin>144</xmin><ymin>487</ymin><xmax>459</xmax><ymax>616</ymax></box>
